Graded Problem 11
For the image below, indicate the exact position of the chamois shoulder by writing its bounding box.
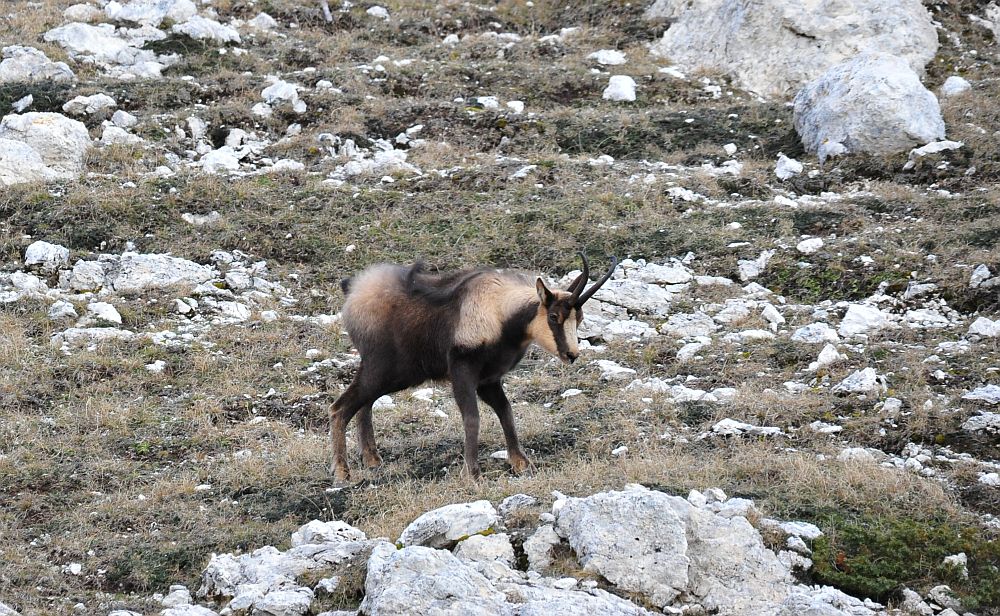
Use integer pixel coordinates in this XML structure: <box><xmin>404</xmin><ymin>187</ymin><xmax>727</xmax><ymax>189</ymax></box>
<box><xmin>453</xmin><ymin>271</ymin><xmax>540</xmax><ymax>349</ymax></box>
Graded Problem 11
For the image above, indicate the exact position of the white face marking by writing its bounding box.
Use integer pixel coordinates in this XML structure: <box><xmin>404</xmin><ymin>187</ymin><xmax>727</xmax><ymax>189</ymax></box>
<box><xmin>563</xmin><ymin>308</ymin><xmax>579</xmax><ymax>356</ymax></box>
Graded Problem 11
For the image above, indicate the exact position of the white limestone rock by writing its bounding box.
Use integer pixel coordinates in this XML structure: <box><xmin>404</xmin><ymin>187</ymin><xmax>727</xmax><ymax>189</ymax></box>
<box><xmin>0</xmin><ymin>113</ymin><xmax>91</xmax><ymax>178</ymax></box>
<box><xmin>603</xmin><ymin>75</ymin><xmax>637</xmax><ymax>102</ymax></box>
<box><xmin>660</xmin><ymin>312</ymin><xmax>718</xmax><ymax>338</ymax></box>
<box><xmin>366</xmin><ymin>6</ymin><xmax>390</xmax><ymax>20</ymax></box>
<box><xmin>792</xmin><ymin>322</ymin><xmax>839</xmax><ymax>344</ymax></box>
<box><xmin>453</xmin><ymin>533</ymin><xmax>516</xmax><ymax>567</ymax></box>
<box><xmin>161</xmin><ymin>585</ymin><xmax>193</xmax><ymax>607</ymax></box>
<box><xmin>85</xmin><ymin>301</ymin><xmax>122</xmax><ymax>325</ymax></box>
<box><xmin>796</xmin><ymin>238</ymin><xmax>824</xmax><ymax>254</ymax></box>
<box><xmin>249</xmin><ymin>12</ymin><xmax>279</xmax><ymax>30</ymax></box>
<box><xmin>498</xmin><ymin>494</ymin><xmax>537</xmax><ymax>520</ymax></box>
<box><xmin>591</xmin><ymin>278</ymin><xmax>674</xmax><ymax>315</ymax></box>
<box><xmin>588</xmin><ymin>50</ymin><xmax>627</xmax><ymax>66</ymax></box>
<box><xmin>941</xmin><ymin>75</ymin><xmax>971</xmax><ymax>97</ymax></box>
<box><xmin>0</xmin><ymin>46</ymin><xmax>75</xmax><ymax>84</ymax></box>
<box><xmin>51</xmin><ymin>327</ymin><xmax>136</xmax><ymax>347</ymax></box>
<box><xmin>831</xmin><ymin>367</ymin><xmax>885</xmax><ymax>394</ymax></box>
<box><xmin>808</xmin><ymin>344</ymin><xmax>846</xmax><ymax>371</ymax></box>
<box><xmin>524</xmin><ymin>524</ymin><xmax>561</xmax><ymax>572</ymax></box>
<box><xmin>775</xmin><ymin>154</ymin><xmax>803</xmax><ymax>180</ymax></box>
<box><xmin>838</xmin><ymin>304</ymin><xmax>890</xmax><ymax>338</ymax></box>
<box><xmin>554</xmin><ymin>485</ymin><xmax>793</xmax><ymax>612</ymax></box>
<box><xmin>172</xmin><ymin>15</ymin><xmax>241</xmax><ymax>43</ymax></box>
<box><xmin>101</xmin><ymin>125</ymin><xmax>143</xmax><ymax>145</ymax></box>
<box><xmin>24</xmin><ymin>240</ymin><xmax>70</xmax><ymax>270</ymax></box>
<box><xmin>649</xmin><ymin>0</ymin><xmax>937</xmax><ymax>99</ymax></box>
<box><xmin>111</xmin><ymin>110</ymin><xmax>138</xmax><ymax>129</ymax></box>
<box><xmin>504</xmin><ymin>583</ymin><xmax>655</xmax><ymax>616</ymax></box>
<box><xmin>398</xmin><ymin>500</ymin><xmax>499</xmax><ymax>549</ymax></box>
<box><xmin>738</xmin><ymin>249</ymin><xmax>775</xmax><ymax>281</ymax></box>
<box><xmin>60</xmin><ymin>259</ymin><xmax>107</xmax><ymax>291</ymax></box>
<box><xmin>962</xmin><ymin>411</ymin><xmax>1000</xmax><ymax>434</ymax></box>
<box><xmin>793</xmin><ymin>53</ymin><xmax>945</xmax><ymax>158</ymax></box>
<box><xmin>0</xmin><ymin>139</ymin><xmax>59</xmax><ymax>186</ymax></box>
<box><xmin>291</xmin><ymin>520</ymin><xmax>366</xmax><ymax>547</ymax></box>
<box><xmin>49</xmin><ymin>300</ymin><xmax>78</xmax><ymax>320</ymax></box>
<box><xmin>593</xmin><ymin>360</ymin><xmax>637</xmax><ymax>380</ymax></box>
<box><xmin>361</xmin><ymin>543</ymin><xmax>508</xmax><ymax>615</ymax></box>
<box><xmin>903</xmin><ymin>139</ymin><xmax>964</xmax><ymax>170</ymax></box>
<box><xmin>43</xmin><ymin>22</ymin><xmax>171</xmax><ymax>78</ymax></box>
<box><xmin>963</xmin><ymin>385</ymin><xmax>1000</xmax><ymax>405</ymax></box>
<box><xmin>63</xmin><ymin>93</ymin><xmax>117</xmax><ymax>116</ymax></box>
<box><xmin>199</xmin><ymin>147</ymin><xmax>241</xmax><ymax>174</ymax></box>
<box><xmin>106</xmin><ymin>252</ymin><xmax>216</xmax><ymax>294</ymax></box>
<box><xmin>970</xmin><ymin>264</ymin><xmax>992</xmax><ymax>288</ymax></box>
<box><xmin>104</xmin><ymin>0</ymin><xmax>197</xmax><ymax>26</ymax></box>
<box><xmin>64</xmin><ymin>4</ymin><xmax>104</xmax><ymax>22</ymax></box>
<box><xmin>161</xmin><ymin>606</ymin><xmax>218</xmax><ymax>616</ymax></box>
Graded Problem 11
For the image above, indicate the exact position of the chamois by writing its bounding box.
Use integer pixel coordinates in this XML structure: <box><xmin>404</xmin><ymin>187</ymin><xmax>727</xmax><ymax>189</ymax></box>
<box><xmin>330</xmin><ymin>253</ymin><xmax>618</xmax><ymax>481</ymax></box>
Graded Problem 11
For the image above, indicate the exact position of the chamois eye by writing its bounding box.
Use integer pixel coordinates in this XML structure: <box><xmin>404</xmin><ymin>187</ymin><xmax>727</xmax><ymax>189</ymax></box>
<box><xmin>548</xmin><ymin>314</ymin><xmax>559</xmax><ymax>324</ymax></box>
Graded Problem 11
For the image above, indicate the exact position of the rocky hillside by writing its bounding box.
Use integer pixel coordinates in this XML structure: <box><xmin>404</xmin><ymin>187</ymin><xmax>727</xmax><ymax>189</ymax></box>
<box><xmin>1</xmin><ymin>0</ymin><xmax>1000</xmax><ymax>615</ymax></box>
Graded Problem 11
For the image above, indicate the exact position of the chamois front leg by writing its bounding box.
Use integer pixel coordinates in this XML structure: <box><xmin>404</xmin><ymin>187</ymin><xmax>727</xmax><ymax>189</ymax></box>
<box><xmin>451</xmin><ymin>364</ymin><xmax>482</xmax><ymax>478</ymax></box>
<box><xmin>477</xmin><ymin>382</ymin><xmax>532</xmax><ymax>474</ymax></box>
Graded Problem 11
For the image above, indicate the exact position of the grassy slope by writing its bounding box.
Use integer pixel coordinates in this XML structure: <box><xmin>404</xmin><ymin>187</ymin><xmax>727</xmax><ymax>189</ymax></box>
<box><xmin>1</xmin><ymin>0</ymin><xmax>1000</xmax><ymax>613</ymax></box>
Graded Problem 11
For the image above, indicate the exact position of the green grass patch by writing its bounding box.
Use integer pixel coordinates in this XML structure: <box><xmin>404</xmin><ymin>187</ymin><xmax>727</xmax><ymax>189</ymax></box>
<box><xmin>810</xmin><ymin>512</ymin><xmax>1000</xmax><ymax>611</ymax></box>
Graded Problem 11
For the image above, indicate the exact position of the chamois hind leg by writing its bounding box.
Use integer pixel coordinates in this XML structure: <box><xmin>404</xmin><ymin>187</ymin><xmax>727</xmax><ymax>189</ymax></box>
<box><xmin>355</xmin><ymin>404</ymin><xmax>382</xmax><ymax>468</ymax></box>
<box><xmin>477</xmin><ymin>381</ymin><xmax>532</xmax><ymax>474</ymax></box>
<box><xmin>330</xmin><ymin>369</ymin><xmax>380</xmax><ymax>482</ymax></box>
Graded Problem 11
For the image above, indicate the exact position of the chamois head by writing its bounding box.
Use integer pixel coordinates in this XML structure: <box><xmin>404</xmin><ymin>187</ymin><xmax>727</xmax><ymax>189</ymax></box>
<box><xmin>533</xmin><ymin>253</ymin><xmax>618</xmax><ymax>364</ymax></box>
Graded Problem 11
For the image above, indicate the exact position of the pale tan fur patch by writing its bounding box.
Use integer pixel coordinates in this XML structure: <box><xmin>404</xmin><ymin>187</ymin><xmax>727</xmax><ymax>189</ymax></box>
<box><xmin>563</xmin><ymin>308</ymin><xmax>579</xmax><ymax>356</ymax></box>
<box><xmin>342</xmin><ymin>264</ymin><xmax>404</xmax><ymax>334</ymax></box>
<box><xmin>454</xmin><ymin>273</ymin><xmax>539</xmax><ymax>348</ymax></box>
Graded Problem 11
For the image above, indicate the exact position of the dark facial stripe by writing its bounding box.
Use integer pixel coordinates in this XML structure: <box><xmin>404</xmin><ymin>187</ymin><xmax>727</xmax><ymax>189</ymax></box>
<box><xmin>551</xmin><ymin>319</ymin><xmax>568</xmax><ymax>356</ymax></box>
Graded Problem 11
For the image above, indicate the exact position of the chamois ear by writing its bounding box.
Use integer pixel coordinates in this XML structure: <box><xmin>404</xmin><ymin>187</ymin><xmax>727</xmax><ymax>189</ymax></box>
<box><xmin>536</xmin><ymin>278</ymin><xmax>555</xmax><ymax>307</ymax></box>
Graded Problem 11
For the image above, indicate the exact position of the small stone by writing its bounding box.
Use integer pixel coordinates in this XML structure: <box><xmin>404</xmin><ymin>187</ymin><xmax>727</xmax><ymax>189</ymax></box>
<box><xmin>796</xmin><ymin>238</ymin><xmax>824</xmax><ymax>254</ymax></box>
<box><xmin>366</xmin><ymin>5</ymin><xmax>390</xmax><ymax>19</ymax></box>
<box><xmin>774</xmin><ymin>153</ymin><xmax>803</xmax><ymax>180</ymax></box>
<box><xmin>588</xmin><ymin>49</ymin><xmax>627</xmax><ymax>65</ymax></box>
<box><xmin>498</xmin><ymin>494</ymin><xmax>537</xmax><ymax>519</ymax></box>
<box><xmin>941</xmin><ymin>75</ymin><xmax>971</xmax><ymax>97</ymax></box>
<box><xmin>602</xmin><ymin>75</ymin><xmax>637</xmax><ymax>102</ymax></box>
<box><xmin>49</xmin><ymin>300</ymin><xmax>78</xmax><ymax>320</ymax></box>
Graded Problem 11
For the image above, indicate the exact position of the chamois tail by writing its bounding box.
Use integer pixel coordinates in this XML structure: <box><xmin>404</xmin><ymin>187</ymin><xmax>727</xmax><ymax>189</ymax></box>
<box><xmin>340</xmin><ymin>277</ymin><xmax>353</xmax><ymax>295</ymax></box>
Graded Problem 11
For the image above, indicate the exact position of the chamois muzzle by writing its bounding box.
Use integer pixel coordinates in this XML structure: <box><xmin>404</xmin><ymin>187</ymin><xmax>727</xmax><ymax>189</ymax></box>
<box><xmin>571</xmin><ymin>253</ymin><xmax>619</xmax><ymax>308</ymax></box>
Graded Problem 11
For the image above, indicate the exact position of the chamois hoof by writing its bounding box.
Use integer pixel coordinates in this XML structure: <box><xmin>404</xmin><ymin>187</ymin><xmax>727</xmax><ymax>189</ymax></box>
<box><xmin>509</xmin><ymin>455</ymin><xmax>534</xmax><ymax>476</ymax></box>
<box><xmin>331</xmin><ymin>462</ymin><xmax>351</xmax><ymax>483</ymax></box>
<box><xmin>362</xmin><ymin>451</ymin><xmax>383</xmax><ymax>469</ymax></box>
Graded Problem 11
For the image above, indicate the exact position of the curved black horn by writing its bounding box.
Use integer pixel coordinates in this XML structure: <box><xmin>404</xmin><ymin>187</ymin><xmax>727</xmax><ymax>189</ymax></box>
<box><xmin>567</xmin><ymin>252</ymin><xmax>589</xmax><ymax>300</ymax></box>
<box><xmin>575</xmin><ymin>256</ymin><xmax>619</xmax><ymax>306</ymax></box>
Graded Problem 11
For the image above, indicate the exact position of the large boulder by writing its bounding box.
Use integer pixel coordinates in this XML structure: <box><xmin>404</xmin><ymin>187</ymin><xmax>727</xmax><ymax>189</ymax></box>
<box><xmin>793</xmin><ymin>53</ymin><xmax>945</xmax><ymax>159</ymax></box>
<box><xmin>104</xmin><ymin>0</ymin><xmax>198</xmax><ymax>26</ymax></box>
<box><xmin>361</xmin><ymin>543</ymin><xmax>509</xmax><ymax>615</ymax></box>
<box><xmin>106</xmin><ymin>252</ymin><xmax>217</xmax><ymax>294</ymax></box>
<box><xmin>649</xmin><ymin>0</ymin><xmax>937</xmax><ymax>99</ymax></box>
<box><xmin>0</xmin><ymin>139</ymin><xmax>59</xmax><ymax>186</ymax></box>
<box><xmin>553</xmin><ymin>485</ymin><xmax>793</xmax><ymax>614</ymax></box>
<box><xmin>361</xmin><ymin>542</ymin><xmax>656</xmax><ymax>616</ymax></box>
<box><xmin>0</xmin><ymin>46</ymin><xmax>75</xmax><ymax>84</ymax></box>
<box><xmin>43</xmin><ymin>22</ymin><xmax>172</xmax><ymax>79</ymax></box>
<box><xmin>0</xmin><ymin>113</ymin><xmax>91</xmax><ymax>178</ymax></box>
